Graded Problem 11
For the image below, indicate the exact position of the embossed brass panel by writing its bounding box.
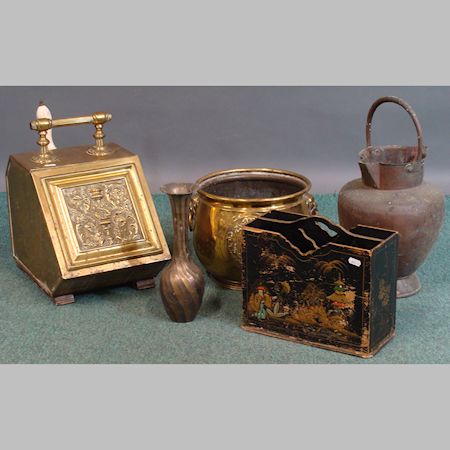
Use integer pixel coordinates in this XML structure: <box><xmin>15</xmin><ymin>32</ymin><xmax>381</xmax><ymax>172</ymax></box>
<box><xmin>6</xmin><ymin>113</ymin><xmax>170</xmax><ymax>304</ymax></box>
<box><xmin>33</xmin><ymin>159</ymin><xmax>166</xmax><ymax>278</ymax></box>
<box><xmin>61</xmin><ymin>179</ymin><xmax>144</xmax><ymax>252</ymax></box>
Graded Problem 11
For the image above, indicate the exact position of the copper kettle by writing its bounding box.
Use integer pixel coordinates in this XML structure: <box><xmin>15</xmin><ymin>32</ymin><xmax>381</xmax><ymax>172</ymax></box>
<box><xmin>338</xmin><ymin>96</ymin><xmax>445</xmax><ymax>298</ymax></box>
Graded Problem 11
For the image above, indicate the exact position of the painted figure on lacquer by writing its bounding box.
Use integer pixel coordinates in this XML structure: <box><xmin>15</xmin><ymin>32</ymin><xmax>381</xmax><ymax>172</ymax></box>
<box><xmin>246</xmin><ymin>243</ymin><xmax>362</xmax><ymax>340</ymax></box>
<box><xmin>247</xmin><ymin>285</ymin><xmax>273</xmax><ymax>316</ymax></box>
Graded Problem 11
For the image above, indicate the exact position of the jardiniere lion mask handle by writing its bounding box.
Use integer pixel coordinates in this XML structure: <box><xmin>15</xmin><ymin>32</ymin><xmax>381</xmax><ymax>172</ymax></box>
<box><xmin>365</xmin><ymin>96</ymin><xmax>425</xmax><ymax>162</ymax></box>
<box><xmin>188</xmin><ymin>191</ymin><xmax>199</xmax><ymax>232</ymax></box>
<box><xmin>304</xmin><ymin>192</ymin><xmax>318</xmax><ymax>215</ymax></box>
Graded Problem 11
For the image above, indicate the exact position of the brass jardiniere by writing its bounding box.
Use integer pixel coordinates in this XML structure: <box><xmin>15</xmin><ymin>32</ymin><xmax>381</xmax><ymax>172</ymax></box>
<box><xmin>190</xmin><ymin>168</ymin><xmax>317</xmax><ymax>290</ymax></box>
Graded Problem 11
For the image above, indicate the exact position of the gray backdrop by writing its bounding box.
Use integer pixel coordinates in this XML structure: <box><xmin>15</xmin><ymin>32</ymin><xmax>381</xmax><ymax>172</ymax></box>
<box><xmin>0</xmin><ymin>86</ymin><xmax>448</xmax><ymax>193</ymax></box>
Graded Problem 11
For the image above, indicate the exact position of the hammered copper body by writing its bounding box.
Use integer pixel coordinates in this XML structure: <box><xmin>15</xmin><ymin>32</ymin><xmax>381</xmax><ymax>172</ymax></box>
<box><xmin>159</xmin><ymin>183</ymin><xmax>204</xmax><ymax>322</ymax></box>
<box><xmin>338</xmin><ymin>96</ymin><xmax>444</xmax><ymax>298</ymax></box>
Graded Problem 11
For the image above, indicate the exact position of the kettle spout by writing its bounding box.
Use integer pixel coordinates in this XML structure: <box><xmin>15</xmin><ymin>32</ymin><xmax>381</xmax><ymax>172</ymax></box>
<box><xmin>359</xmin><ymin>162</ymin><xmax>381</xmax><ymax>189</ymax></box>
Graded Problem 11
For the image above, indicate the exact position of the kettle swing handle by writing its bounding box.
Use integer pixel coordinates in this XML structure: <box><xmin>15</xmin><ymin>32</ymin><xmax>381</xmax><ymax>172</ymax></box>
<box><xmin>30</xmin><ymin>112</ymin><xmax>113</xmax><ymax>164</ymax></box>
<box><xmin>365</xmin><ymin>96</ymin><xmax>425</xmax><ymax>163</ymax></box>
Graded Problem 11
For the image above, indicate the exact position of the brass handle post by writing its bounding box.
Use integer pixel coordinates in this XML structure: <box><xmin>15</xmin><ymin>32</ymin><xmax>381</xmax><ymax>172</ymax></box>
<box><xmin>30</xmin><ymin>112</ymin><xmax>113</xmax><ymax>163</ymax></box>
<box><xmin>29</xmin><ymin>118</ymin><xmax>57</xmax><ymax>165</ymax></box>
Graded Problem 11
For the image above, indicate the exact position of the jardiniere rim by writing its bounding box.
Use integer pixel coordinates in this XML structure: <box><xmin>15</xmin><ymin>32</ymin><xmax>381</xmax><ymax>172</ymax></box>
<box><xmin>194</xmin><ymin>167</ymin><xmax>312</xmax><ymax>207</ymax></box>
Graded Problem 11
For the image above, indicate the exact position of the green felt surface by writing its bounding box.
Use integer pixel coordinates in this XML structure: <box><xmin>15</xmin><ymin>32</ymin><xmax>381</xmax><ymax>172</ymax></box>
<box><xmin>0</xmin><ymin>192</ymin><xmax>448</xmax><ymax>364</ymax></box>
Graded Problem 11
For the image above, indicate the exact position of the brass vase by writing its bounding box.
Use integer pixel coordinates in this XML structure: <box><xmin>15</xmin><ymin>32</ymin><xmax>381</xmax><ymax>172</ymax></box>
<box><xmin>159</xmin><ymin>183</ymin><xmax>205</xmax><ymax>322</ymax></box>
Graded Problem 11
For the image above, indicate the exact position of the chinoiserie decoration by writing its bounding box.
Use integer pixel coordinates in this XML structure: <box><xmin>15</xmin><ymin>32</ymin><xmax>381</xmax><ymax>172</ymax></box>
<box><xmin>338</xmin><ymin>96</ymin><xmax>445</xmax><ymax>298</ymax></box>
<box><xmin>190</xmin><ymin>168</ymin><xmax>317</xmax><ymax>290</ymax></box>
<box><xmin>159</xmin><ymin>183</ymin><xmax>204</xmax><ymax>322</ymax></box>
<box><xmin>6</xmin><ymin>108</ymin><xmax>170</xmax><ymax>305</ymax></box>
<box><xmin>241</xmin><ymin>210</ymin><xmax>399</xmax><ymax>358</ymax></box>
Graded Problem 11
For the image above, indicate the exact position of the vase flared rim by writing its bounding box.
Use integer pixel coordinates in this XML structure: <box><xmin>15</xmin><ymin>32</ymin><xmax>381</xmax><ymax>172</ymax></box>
<box><xmin>161</xmin><ymin>183</ymin><xmax>194</xmax><ymax>196</ymax></box>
